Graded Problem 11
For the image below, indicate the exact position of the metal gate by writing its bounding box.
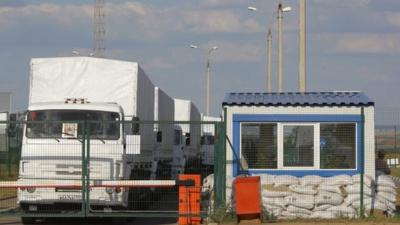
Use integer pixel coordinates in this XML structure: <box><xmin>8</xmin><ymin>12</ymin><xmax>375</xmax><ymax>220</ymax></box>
<box><xmin>0</xmin><ymin>119</ymin><xmax>227</xmax><ymax>221</ymax></box>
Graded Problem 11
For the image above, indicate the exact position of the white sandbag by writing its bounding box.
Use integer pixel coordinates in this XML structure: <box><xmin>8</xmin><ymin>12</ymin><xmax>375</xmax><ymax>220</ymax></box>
<box><xmin>327</xmin><ymin>203</ymin><xmax>356</xmax><ymax>217</ymax></box>
<box><xmin>226</xmin><ymin>176</ymin><xmax>235</xmax><ymax>188</ymax></box>
<box><xmin>345</xmin><ymin>184</ymin><xmax>374</xmax><ymax>196</ymax></box>
<box><xmin>289</xmin><ymin>185</ymin><xmax>317</xmax><ymax>195</ymax></box>
<box><xmin>287</xmin><ymin>205</ymin><xmax>312</xmax><ymax>215</ymax></box>
<box><xmin>376</xmin><ymin>175</ymin><xmax>396</xmax><ymax>188</ymax></box>
<box><xmin>318</xmin><ymin>184</ymin><xmax>342</xmax><ymax>194</ymax></box>
<box><xmin>284</xmin><ymin>194</ymin><xmax>314</xmax><ymax>210</ymax></box>
<box><xmin>259</xmin><ymin>174</ymin><xmax>275</xmax><ymax>185</ymax></box>
<box><xmin>263</xmin><ymin>204</ymin><xmax>282</xmax><ymax>211</ymax></box>
<box><xmin>377</xmin><ymin>185</ymin><xmax>396</xmax><ymax>193</ymax></box>
<box><xmin>300</xmin><ymin>175</ymin><xmax>323</xmax><ymax>186</ymax></box>
<box><xmin>315</xmin><ymin>191</ymin><xmax>343</xmax><ymax>206</ymax></box>
<box><xmin>352</xmin><ymin>174</ymin><xmax>374</xmax><ymax>187</ymax></box>
<box><xmin>352</xmin><ymin>198</ymin><xmax>373</xmax><ymax>208</ymax></box>
<box><xmin>313</xmin><ymin>204</ymin><xmax>334</xmax><ymax>211</ymax></box>
<box><xmin>344</xmin><ymin>194</ymin><xmax>371</xmax><ymax>206</ymax></box>
<box><xmin>309</xmin><ymin>211</ymin><xmax>338</xmax><ymax>219</ymax></box>
<box><xmin>261</xmin><ymin>189</ymin><xmax>290</xmax><ymax>198</ymax></box>
<box><xmin>323</xmin><ymin>175</ymin><xmax>352</xmax><ymax>186</ymax></box>
<box><xmin>376</xmin><ymin>196</ymin><xmax>396</xmax><ymax>211</ymax></box>
<box><xmin>264</xmin><ymin>208</ymin><xmax>283</xmax><ymax>217</ymax></box>
<box><xmin>372</xmin><ymin>200</ymin><xmax>394</xmax><ymax>211</ymax></box>
<box><xmin>262</xmin><ymin>197</ymin><xmax>286</xmax><ymax>208</ymax></box>
<box><xmin>274</xmin><ymin>175</ymin><xmax>299</xmax><ymax>187</ymax></box>
<box><xmin>279</xmin><ymin>211</ymin><xmax>297</xmax><ymax>219</ymax></box>
<box><xmin>203</xmin><ymin>174</ymin><xmax>214</xmax><ymax>188</ymax></box>
<box><xmin>376</xmin><ymin>191</ymin><xmax>396</xmax><ymax>203</ymax></box>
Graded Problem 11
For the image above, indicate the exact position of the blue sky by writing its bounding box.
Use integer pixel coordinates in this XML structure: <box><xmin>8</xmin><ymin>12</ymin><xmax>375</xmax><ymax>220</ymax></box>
<box><xmin>0</xmin><ymin>0</ymin><xmax>399</xmax><ymax>120</ymax></box>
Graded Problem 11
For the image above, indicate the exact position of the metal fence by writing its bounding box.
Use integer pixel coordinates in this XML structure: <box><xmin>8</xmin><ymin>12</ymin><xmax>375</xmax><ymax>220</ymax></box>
<box><xmin>0</xmin><ymin>119</ymin><xmax>226</xmax><ymax>223</ymax></box>
<box><xmin>220</xmin><ymin>109</ymin><xmax>400</xmax><ymax>222</ymax></box>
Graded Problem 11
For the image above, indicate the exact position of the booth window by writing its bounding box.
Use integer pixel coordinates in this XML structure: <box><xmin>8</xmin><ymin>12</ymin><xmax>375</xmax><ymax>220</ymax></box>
<box><xmin>283</xmin><ymin>125</ymin><xmax>314</xmax><ymax>167</ymax></box>
<box><xmin>320</xmin><ymin>123</ymin><xmax>356</xmax><ymax>169</ymax></box>
<box><xmin>241</xmin><ymin>123</ymin><xmax>277</xmax><ymax>169</ymax></box>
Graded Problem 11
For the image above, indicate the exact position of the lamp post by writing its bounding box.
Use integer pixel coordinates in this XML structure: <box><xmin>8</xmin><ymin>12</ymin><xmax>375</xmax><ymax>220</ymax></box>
<box><xmin>247</xmin><ymin>6</ymin><xmax>272</xmax><ymax>92</ymax></box>
<box><xmin>299</xmin><ymin>0</ymin><xmax>307</xmax><ymax>92</ymax></box>
<box><xmin>190</xmin><ymin>45</ymin><xmax>218</xmax><ymax>116</ymax></box>
<box><xmin>277</xmin><ymin>2</ymin><xmax>292</xmax><ymax>92</ymax></box>
<box><xmin>247</xmin><ymin>4</ymin><xmax>290</xmax><ymax>92</ymax></box>
<box><xmin>267</xmin><ymin>28</ymin><xmax>272</xmax><ymax>92</ymax></box>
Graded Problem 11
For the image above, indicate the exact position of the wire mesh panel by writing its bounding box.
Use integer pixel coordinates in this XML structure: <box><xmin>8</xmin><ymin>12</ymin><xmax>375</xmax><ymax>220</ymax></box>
<box><xmin>84</xmin><ymin>120</ymin><xmax>221</xmax><ymax>219</ymax></box>
<box><xmin>0</xmin><ymin>118</ymin><xmax>224</xmax><ymax>220</ymax></box>
<box><xmin>0</xmin><ymin>119</ymin><xmax>21</xmax><ymax>215</ymax></box>
<box><xmin>19</xmin><ymin>119</ymin><xmax>85</xmax><ymax>215</ymax></box>
<box><xmin>375</xmin><ymin>109</ymin><xmax>400</xmax><ymax>217</ymax></box>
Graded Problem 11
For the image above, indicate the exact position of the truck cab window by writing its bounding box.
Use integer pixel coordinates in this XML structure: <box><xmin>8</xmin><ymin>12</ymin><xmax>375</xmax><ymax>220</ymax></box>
<box><xmin>26</xmin><ymin>110</ymin><xmax>120</xmax><ymax>140</ymax></box>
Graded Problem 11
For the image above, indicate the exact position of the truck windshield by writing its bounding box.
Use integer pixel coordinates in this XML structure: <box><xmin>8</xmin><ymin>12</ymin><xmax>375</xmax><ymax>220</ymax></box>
<box><xmin>26</xmin><ymin>110</ymin><xmax>120</xmax><ymax>140</ymax></box>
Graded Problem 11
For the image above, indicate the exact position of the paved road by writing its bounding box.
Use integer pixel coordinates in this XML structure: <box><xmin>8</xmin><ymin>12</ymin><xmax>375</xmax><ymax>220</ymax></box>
<box><xmin>0</xmin><ymin>217</ymin><xmax>178</xmax><ymax>225</ymax></box>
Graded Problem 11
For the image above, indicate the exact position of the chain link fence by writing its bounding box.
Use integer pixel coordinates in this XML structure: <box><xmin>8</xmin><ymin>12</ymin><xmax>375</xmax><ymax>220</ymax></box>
<box><xmin>0</xmin><ymin>118</ymin><xmax>226</xmax><ymax>224</ymax></box>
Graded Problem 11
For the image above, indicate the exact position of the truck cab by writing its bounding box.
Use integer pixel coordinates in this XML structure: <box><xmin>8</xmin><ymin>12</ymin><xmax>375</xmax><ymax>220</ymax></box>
<box><xmin>18</xmin><ymin>100</ymin><xmax>136</xmax><ymax>212</ymax></box>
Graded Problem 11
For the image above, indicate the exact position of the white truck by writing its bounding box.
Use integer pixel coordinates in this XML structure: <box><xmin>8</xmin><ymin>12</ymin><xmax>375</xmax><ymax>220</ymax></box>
<box><xmin>153</xmin><ymin>87</ymin><xmax>177</xmax><ymax>179</ymax></box>
<box><xmin>0</xmin><ymin>112</ymin><xmax>8</xmax><ymax>153</ymax></box>
<box><xmin>200</xmin><ymin>116</ymin><xmax>221</xmax><ymax>168</ymax></box>
<box><xmin>173</xmin><ymin>98</ymin><xmax>201</xmax><ymax>173</ymax></box>
<box><xmin>18</xmin><ymin>57</ymin><xmax>157</xmax><ymax>212</ymax></box>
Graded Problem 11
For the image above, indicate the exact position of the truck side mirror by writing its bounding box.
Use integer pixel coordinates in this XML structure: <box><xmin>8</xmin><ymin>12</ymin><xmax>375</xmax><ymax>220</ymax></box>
<box><xmin>131</xmin><ymin>117</ymin><xmax>140</xmax><ymax>134</ymax></box>
<box><xmin>7</xmin><ymin>114</ymin><xmax>16</xmax><ymax>138</ymax></box>
<box><xmin>185</xmin><ymin>133</ymin><xmax>191</xmax><ymax>146</ymax></box>
<box><xmin>156</xmin><ymin>131</ymin><xmax>162</xmax><ymax>143</ymax></box>
<box><xmin>200</xmin><ymin>136</ymin><xmax>205</xmax><ymax>145</ymax></box>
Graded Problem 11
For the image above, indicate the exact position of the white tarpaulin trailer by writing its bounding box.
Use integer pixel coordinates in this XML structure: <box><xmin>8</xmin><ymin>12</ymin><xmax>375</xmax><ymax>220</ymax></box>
<box><xmin>29</xmin><ymin>57</ymin><xmax>154</xmax><ymax>121</ymax></box>
<box><xmin>174</xmin><ymin>98</ymin><xmax>201</xmax><ymax>158</ymax></box>
<box><xmin>154</xmin><ymin>87</ymin><xmax>175</xmax><ymax>158</ymax></box>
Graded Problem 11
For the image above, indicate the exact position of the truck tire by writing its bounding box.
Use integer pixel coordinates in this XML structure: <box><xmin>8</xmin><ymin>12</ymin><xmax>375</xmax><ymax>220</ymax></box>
<box><xmin>21</xmin><ymin>217</ymin><xmax>35</xmax><ymax>225</ymax></box>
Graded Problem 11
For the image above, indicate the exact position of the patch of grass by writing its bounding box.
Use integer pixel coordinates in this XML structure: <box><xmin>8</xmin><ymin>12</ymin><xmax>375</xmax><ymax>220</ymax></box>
<box><xmin>0</xmin><ymin>189</ymin><xmax>16</xmax><ymax>198</ymax></box>
<box><xmin>0</xmin><ymin>164</ymin><xmax>18</xmax><ymax>180</ymax></box>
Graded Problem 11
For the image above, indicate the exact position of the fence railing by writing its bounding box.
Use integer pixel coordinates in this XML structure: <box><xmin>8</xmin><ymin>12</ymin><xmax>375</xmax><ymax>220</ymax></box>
<box><xmin>0</xmin><ymin>119</ymin><xmax>226</xmax><ymax>223</ymax></box>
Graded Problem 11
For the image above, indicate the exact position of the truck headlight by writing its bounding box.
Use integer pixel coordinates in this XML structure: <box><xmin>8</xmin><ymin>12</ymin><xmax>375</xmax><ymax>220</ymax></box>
<box><xmin>27</xmin><ymin>188</ymin><xmax>36</xmax><ymax>193</ymax></box>
<box><xmin>105</xmin><ymin>187</ymin><xmax>114</xmax><ymax>194</ymax></box>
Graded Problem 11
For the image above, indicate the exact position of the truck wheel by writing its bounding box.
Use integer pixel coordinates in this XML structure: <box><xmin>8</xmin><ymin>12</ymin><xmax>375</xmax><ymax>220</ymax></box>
<box><xmin>21</xmin><ymin>217</ymin><xmax>35</xmax><ymax>224</ymax></box>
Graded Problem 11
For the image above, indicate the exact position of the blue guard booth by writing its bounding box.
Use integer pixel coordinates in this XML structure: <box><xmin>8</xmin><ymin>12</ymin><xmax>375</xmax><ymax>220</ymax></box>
<box><xmin>222</xmin><ymin>92</ymin><xmax>375</xmax><ymax>179</ymax></box>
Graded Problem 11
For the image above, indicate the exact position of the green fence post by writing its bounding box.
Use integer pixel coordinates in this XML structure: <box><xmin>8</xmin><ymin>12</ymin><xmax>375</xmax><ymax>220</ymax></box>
<box><xmin>360</xmin><ymin>107</ymin><xmax>365</xmax><ymax>218</ymax></box>
<box><xmin>214</xmin><ymin>119</ymin><xmax>226</xmax><ymax>212</ymax></box>
<box><xmin>81</xmin><ymin>121</ymin><xmax>87</xmax><ymax>216</ymax></box>
<box><xmin>85</xmin><ymin>122</ymin><xmax>91</xmax><ymax>216</ymax></box>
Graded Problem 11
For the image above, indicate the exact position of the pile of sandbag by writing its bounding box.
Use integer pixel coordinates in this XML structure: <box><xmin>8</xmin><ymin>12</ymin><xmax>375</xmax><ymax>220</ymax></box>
<box><xmin>261</xmin><ymin>174</ymin><xmax>398</xmax><ymax>219</ymax></box>
<box><xmin>215</xmin><ymin>174</ymin><xmax>397</xmax><ymax>219</ymax></box>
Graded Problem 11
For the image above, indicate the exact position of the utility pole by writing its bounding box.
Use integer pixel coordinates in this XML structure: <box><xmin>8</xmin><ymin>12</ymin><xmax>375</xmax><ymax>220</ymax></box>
<box><xmin>206</xmin><ymin>58</ymin><xmax>211</xmax><ymax>116</ymax></box>
<box><xmin>94</xmin><ymin>0</ymin><xmax>105</xmax><ymax>58</ymax></box>
<box><xmin>267</xmin><ymin>28</ymin><xmax>272</xmax><ymax>92</ymax></box>
<box><xmin>299</xmin><ymin>0</ymin><xmax>307</xmax><ymax>92</ymax></box>
<box><xmin>205</xmin><ymin>46</ymin><xmax>218</xmax><ymax>116</ymax></box>
<box><xmin>277</xmin><ymin>3</ymin><xmax>283</xmax><ymax>92</ymax></box>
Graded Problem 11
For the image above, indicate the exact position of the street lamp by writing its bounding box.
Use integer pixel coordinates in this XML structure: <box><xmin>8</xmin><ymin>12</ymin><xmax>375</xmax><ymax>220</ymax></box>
<box><xmin>277</xmin><ymin>2</ymin><xmax>292</xmax><ymax>92</ymax></box>
<box><xmin>190</xmin><ymin>45</ymin><xmax>218</xmax><ymax>116</ymax></box>
<box><xmin>247</xmin><ymin>6</ymin><xmax>275</xmax><ymax>92</ymax></box>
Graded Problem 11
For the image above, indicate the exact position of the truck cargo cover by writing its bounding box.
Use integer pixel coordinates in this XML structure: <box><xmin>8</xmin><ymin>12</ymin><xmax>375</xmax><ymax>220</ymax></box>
<box><xmin>29</xmin><ymin>57</ymin><xmax>154</xmax><ymax>118</ymax></box>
